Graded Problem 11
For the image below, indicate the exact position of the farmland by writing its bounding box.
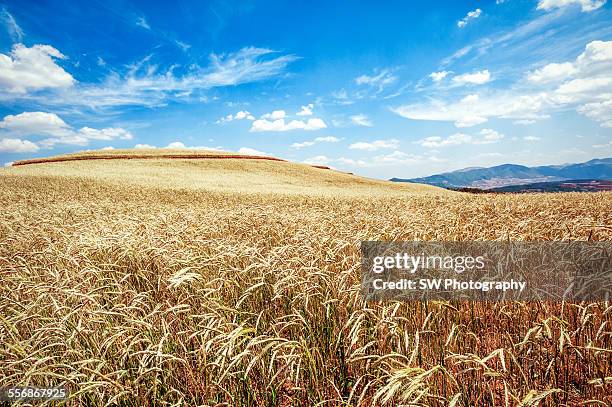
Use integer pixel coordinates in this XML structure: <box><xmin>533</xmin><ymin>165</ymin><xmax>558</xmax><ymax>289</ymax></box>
<box><xmin>0</xmin><ymin>150</ymin><xmax>611</xmax><ymax>406</ymax></box>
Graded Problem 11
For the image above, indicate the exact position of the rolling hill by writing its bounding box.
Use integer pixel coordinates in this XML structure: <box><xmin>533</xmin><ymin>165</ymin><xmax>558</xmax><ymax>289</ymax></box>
<box><xmin>391</xmin><ymin>158</ymin><xmax>612</xmax><ymax>189</ymax></box>
<box><xmin>4</xmin><ymin>148</ymin><xmax>446</xmax><ymax>196</ymax></box>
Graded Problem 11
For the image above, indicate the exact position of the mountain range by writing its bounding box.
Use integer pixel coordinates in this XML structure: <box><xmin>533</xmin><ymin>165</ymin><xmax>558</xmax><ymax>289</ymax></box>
<box><xmin>391</xmin><ymin>158</ymin><xmax>612</xmax><ymax>189</ymax></box>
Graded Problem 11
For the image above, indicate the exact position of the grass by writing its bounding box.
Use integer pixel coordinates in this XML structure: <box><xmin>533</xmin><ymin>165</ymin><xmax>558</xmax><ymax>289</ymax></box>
<box><xmin>0</xmin><ymin>150</ymin><xmax>610</xmax><ymax>406</ymax></box>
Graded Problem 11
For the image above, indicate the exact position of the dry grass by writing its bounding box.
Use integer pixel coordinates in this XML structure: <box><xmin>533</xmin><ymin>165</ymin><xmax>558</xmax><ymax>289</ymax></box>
<box><xmin>0</xmin><ymin>152</ymin><xmax>611</xmax><ymax>406</ymax></box>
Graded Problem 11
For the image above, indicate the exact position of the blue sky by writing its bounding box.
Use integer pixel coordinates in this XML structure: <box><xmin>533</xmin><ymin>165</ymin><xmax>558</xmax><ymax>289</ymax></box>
<box><xmin>0</xmin><ymin>0</ymin><xmax>611</xmax><ymax>178</ymax></box>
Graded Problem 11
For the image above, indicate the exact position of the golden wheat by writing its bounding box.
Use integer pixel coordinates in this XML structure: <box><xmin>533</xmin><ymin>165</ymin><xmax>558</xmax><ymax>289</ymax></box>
<box><xmin>0</xmin><ymin>152</ymin><xmax>610</xmax><ymax>406</ymax></box>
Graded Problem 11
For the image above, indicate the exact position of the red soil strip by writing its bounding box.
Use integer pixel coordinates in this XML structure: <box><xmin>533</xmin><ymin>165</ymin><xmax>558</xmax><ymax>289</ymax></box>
<box><xmin>311</xmin><ymin>165</ymin><xmax>331</xmax><ymax>170</ymax></box>
<box><xmin>12</xmin><ymin>154</ymin><xmax>288</xmax><ymax>167</ymax></box>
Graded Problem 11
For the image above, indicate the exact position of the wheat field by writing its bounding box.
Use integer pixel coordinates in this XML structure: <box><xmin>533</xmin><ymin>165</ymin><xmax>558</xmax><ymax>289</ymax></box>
<box><xmin>0</xmin><ymin>151</ymin><xmax>611</xmax><ymax>406</ymax></box>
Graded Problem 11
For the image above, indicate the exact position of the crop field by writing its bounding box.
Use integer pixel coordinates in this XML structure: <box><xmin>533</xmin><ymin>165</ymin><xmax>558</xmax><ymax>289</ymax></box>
<box><xmin>0</xmin><ymin>151</ymin><xmax>611</xmax><ymax>406</ymax></box>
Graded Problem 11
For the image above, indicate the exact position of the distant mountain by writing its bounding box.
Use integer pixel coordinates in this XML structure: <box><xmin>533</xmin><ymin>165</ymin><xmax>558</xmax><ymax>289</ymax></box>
<box><xmin>490</xmin><ymin>179</ymin><xmax>612</xmax><ymax>193</ymax></box>
<box><xmin>391</xmin><ymin>158</ymin><xmax>612</xmax><ymax>189</ymax></box>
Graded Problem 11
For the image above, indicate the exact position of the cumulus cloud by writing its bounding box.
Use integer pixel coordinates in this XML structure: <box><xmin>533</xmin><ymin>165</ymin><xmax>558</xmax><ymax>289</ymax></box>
<box><xmin>261</xmin><ymin>110</ymin><xmax>286</xmax><ymax>120</ymax></box>
<box><xmin>527</xmin><ymin>62</ymin><xmax>577</xmax><ymax>83</ymax></box>
<box><xmin>324</xmin><ymin>152</ymin><xmax>433</xmax><ymax>168</ymax></box>
<box><xmin>577</xmin><ymin>100</ymin><xmax>612</xmax><ymax>127</ymax></box>
<box><xmin>457</xmin><ymin>8</ymin><xmax>482</xmax><ymax>28</ymax></box>
<box><xmin>0</xmin><ymin>111</ymin><xmax>71</xmax><ymax>136</ymax></box>
<box><xmin>453</xmin><ymin>69</ymin><xmax>491</xmax><ymax>85</ymax></box>
<box><xmin>0</xmin><ymin>111</ymin><xmax>132</xmax><ymax>149</ymax></box>
<box><xmin>349</xmin><ymin>139</ymin><xmax>399</xmax><ymax>151</ymax></box>
<box><xmin>217</xmin><ymin>110</ymin><xmax>255</xmax><ymax>123</ymax></box>
<box><xmin>429</xmin><ymin>71</ymin><xmax>450</xmax><ymax>82</ymax></box>
<box><xmin>524</xmin><ymin>135</ymin><xmax>542</xmax><ymax>141</ymax></box>
<box><xmin>350</xmin><ymin>114</ymin><xmax>373</xmax><ymax>127</ymax></box>
<box><xmin>371</xmin><ymin>151</ymin><xmax>423</xmax><ymax>165</ymax></box>
<box><xmin>296</xmin><ymin>104</ymin><xmax>314</xmax><ymax>116</ymax></box>
<box><xmin>250</xmin><ymin>117</ymin><xmax>326</xmax><ymax>132</ymax></box>
<box><xmin>0</xmin><ymin>137</ymin><xmax>39</xmax><ymax>153</ymax></box>
<box><xmin>393</xmin><ymin>39</ymin><xmax>612</xmax><ymax>128</ymax></box>
<box><xmin>237</xmin><ymin>147</ymin><xmax>270</xmax><ymax>156</ymax></box>
<box><xmin>303</xmin><ymin>155</ymin><xmax>331</xmax><ymax>165</ymax></box>
<box><xmin>416</xmin><ymin>129</ymin><xmax>504</xmax><ymax>148</ymax></box>
<box><xmin>537</xmin><ymin>0</ymin><xmax>606</xmax><ymax>12</ymax></box>
<box><xmin>291</xmin><ymin>136</ymin><xmax>340</xmax><ymax>149</ymax></box>
<box><xmin>78</xmin><ymin>127</ymin><xmax>133</xmax><ymax>141</ymax></box>
<box><xmin>0</xmin><ymin>44</ymin><xmax>75</xmax><ymax>94</ymax></box>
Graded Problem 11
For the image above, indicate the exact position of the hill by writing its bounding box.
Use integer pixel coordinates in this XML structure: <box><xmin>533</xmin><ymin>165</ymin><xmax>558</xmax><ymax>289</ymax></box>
<box><xmin>391</xmin><ymin>158</ymin><xmax>612</xmax><ymax>189</ymax></box>
<box><xmin>5</xmin><ymin>148</ymin><xmax>446</xmax><ymax>196</ymax></box>
<box><xmin>1</xmin><ymin>149</ymin><xmax>611</xmax><ymax>405</ymax></box>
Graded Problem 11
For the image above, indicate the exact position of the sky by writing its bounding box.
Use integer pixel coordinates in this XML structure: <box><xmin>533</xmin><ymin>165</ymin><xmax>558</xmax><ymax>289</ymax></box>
<box><xmin>0</xmin><ymin>0</ymin><xmax>611</xmax><ymax>179</ymax></box>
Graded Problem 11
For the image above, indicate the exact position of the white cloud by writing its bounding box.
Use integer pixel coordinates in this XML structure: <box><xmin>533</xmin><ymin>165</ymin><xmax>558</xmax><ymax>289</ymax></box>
<box><xmin>577</xmin><ymin>100</ymin><xmax>612</xmax><ymax>127</ymax></box>
<box><xmin>527</xmin><ymin>62</ymin><xmax>577</xmax><ymax>83</ymax></box>
<box><xmin>0</xmin><ymin>111</ymin><xmax>132</xmax><ymax>148</ymax></box>
<box><xmin>593</xmin><ymin>140</ymin><xmax>612</xmax><ymax>148</ymax></box>
<box><xmin>134</xmin><ymin>144</ymin><xmax>156</xmax><ymax>149</ymax></box>
<box><xmin>461</xmin><ymin>94</ymin><xmax>480</xmax><ymax>103</ymax></box>
<box><xmin>1</xmin><ymin>8</ymin><xmax>23</xmax><ymax>42</ymax></box>
<box><xmin>349</xmin><ymin>139</ymin><xmax>399</xmax><ymax>151</ymax></box>
<box><xmin>350</xmin><ymin>114</ymin><xmax>373</xmax><ymax>127</ymax></box>
<box><xmin>331</xmin><ymin>89</ymin><xmax>353</xmax><ymax>105</ymax></box>
<box><xmin>315</xmin><ymin>136</ymin><xmax>340</xmax><ymax>143</ymax></box>
<box><xmin>514</xmin><ymin>119</ymin><xmax>537</xmax><ymax>125</ymax></box>
<box><xmin>416</xmin><ymin>129</ymin><xmax>504</xmax><ymax>148</ymax></box>
<box><xmin>0</xmin><ymin>44</ymin><xmax>75</xmax><ymax>94</ymax></box>
<box><xmin>355</xmin><ymin>69</ymin><xmax>397</xmax><ymax>92</ymax></box>
<box><xmin>537</xmin><ymin>0</ymin><xmax>606</xmax><ymax>12</ymax></box>
<box><xmin>175</xmin><ymin>40</ymin><xmax>191</xmax><ymax>52</ymax></box>
<box><xmin>217</xmin><ymin>110</ymin><xmax>255</xmax><ymax>123</ymax></box>
<box><xmin>416</xmin><ymin>134</ymin><xmax>472</xmax><ymax>148</ymax></box>
<box><xmin>0</xmin><ymin>111</ymin><xmax>71</xmax><ymax>136</ymax></box>
<box><xmin>0</xmin><ymin>138</ymin><xmax>39</xmax><ymax>153</ymax></box>
<box><xmin>453</xmin><ymin>69</ymin><xmax>491</xmax><ymax>85</ymax></box>
<box><xmin>296</xmin><ymin>104</ymin><xmax>314</xmax><ymax>116</ymax></box>
<box><xmin>77</xmin><ymin>127</ymin><xmax>133</xmax><ymax>141</ymax></box>
<box><xmin>303</xmin><ymin>155</ymin><xmax>331</xmax><ymax>165</ymax></box>
<box><xmin>524</xmin><ymin>135</ymin><xmax>542</xmax><ymax>141</ymax></box>
<box><xmin>4</xmin><ymin>161</ymin><xmax>14</xmax><ymax>167</ymax></box>
<box><xmin>237</xmin><ymin>147</ymin><xmax>270</xmax><ymax>156</ymax></box>
<box><xmin>291</xmin><ymin>136</ymin><xmax>340</xmax><ymax>149</ymax></box>
<box><xmin>372</xmin><ymin>151</ymin><xmax>423</xmax><ymax>165</ymax></box>
<box><xmin>398</xmin><ymin>41</ymin><xmax>612</xmax><ymax>128</ymax></box>
<box><xmin>457</xmin><ymin>8</ymin><xmax>482</xmax><ymax>28</ymax></box>
<box><xmin>167</xmin><ymin>141</ymin><xmax>186</xmax><ymax>148</ymax></box>
<box><xmin>392</xmin><ymin>92</ymin><xmax>547</xmax><ymax>128</ymax></box>
<box><xmin>261</xmin><ymin>110</ymin><xmax>286</xmax><ymax>120</ymax></box>
<box><xmin>136</xmin><ymin>16</ymin><xmax>150</xmax><ymax>30</ymax></box>
<box><xmin>202</xmin><ymin>47</ymin><xmax>298</xmax><ymax>87</ymax></box>
<box><xmin>3</xmin><ymin>47</ymin><xmax>298</xmax><ymax>110</ymax></box>
<box><xmin>479</xmin><ymin>128</ymin><xmax>505</xmax><ymax>143</ymax></box>
<box><xmin>455</xmin><ymin>116</ymin><xmax>488</xmax><ymax>127</ymax></box>
<box><xmin>429</xmin><ymin>71</ymin><xmax>450</xmax><ymax>82</ymax></box>
<box><xmin>101</xmin><ymin>146</ymin><xmax>115</xmax><ymax>150</ymax></box>
<box><xmin>250</xmin><ymin>117</ymin><xmax>327</xmax><ymax>132</ymax></box>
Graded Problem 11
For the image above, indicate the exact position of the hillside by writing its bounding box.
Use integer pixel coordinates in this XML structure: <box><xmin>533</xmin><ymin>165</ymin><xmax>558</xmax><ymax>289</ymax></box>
<box><xmin>1</xmin><ymin>149</ymin><xmax>611</xmax><ymax>406</ymax></box>
<box><xmin>392</xmin><ymin>158</ymin><xmax>612</xmax><ymax>189</ymax></box>
<box><xmin>4</xmin><ymin>149</ymin><xmax>446</xmax><ymax>196</ymax></box>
